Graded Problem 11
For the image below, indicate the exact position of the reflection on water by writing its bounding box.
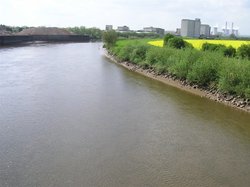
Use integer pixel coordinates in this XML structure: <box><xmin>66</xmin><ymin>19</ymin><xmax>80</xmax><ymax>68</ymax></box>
<box><xmin>0</xmin><ymin>43</ymin><xmax>250</xmax><ymax>187</ymax></box>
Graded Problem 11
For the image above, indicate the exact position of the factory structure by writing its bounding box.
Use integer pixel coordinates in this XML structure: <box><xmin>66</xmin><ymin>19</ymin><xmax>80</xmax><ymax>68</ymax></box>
<box><xmin>105</xmin><ymin>25</ymin><xmax>165</xmax><ymax>35</ymax></box>
<box><xmin>181</xmin><ymin>18</ymin><xmax>211</xmax><ymax>38</ymax></box>
<box><xmin>143</xmin><ymin>27</ymin><xmax>165</xmax><ymax>35</ymax></box>
<box><xmin>180</xmin><ymin>18</ymin><xmax>239</xmax><ymax>38</ymax></box>
<box><xmin>105</xmin><ymin>19</ymin><xmax>239</xmax><ymax>38</ymax></box>
<box><xmin>213</xmin><ymin>22</ymin><xmax>239</xmax><ymax>37</ymax></box>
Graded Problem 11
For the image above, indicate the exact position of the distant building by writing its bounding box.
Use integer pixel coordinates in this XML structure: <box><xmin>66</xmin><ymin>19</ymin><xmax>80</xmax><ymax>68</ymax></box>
<box><xmin>117</xmin><ymin>26</ymin><xmax>130</xmax><ymax>32</ymax></box>
<box><xmin>176</xmin><ymin>28</ymin><xmax>181</xmax><ymax>36</ymax></box>
<box><xmin>222</xmin><ymin>22</ymin><xmax>230</xmax><ymax>36</ymax></box>
<box><xmin>213</xmin><ymin>22</ymin><xmax>239</xmax><ymax>37</ymax></box>
<box><xmin>200</xmin><ymin>24</ymin><xmax>211</xmax><ymax>37</ymax></box>
<box><xmin>105</xmin><ymin>25</ymin><xmax>113</xmax><ymax>31</ymax></box>
<box><xmin>143</xmin><ymin>27</ymin><xmax>165</xmax><ymax>35</ymax></box>
<box><xmin>181</xmin><ymin>18</ymin><xmax>212</xmax><ymax>38</ymax></box>
<box><xmin>165</xmin><ymin>30</ymin><xmax>176</xmax><ymax>35</ymax></box>
<box><xmin>213</xmin><ymin>27</ymin><xmax>218</xmax><ymax>35</ymax></box>
<box><xmin>181</xmin><ymin>18</ymin><xmax>201</xmax><ymax>38</ymax></box>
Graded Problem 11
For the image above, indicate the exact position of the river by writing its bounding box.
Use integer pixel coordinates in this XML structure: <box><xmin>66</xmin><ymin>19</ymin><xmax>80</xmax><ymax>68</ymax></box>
<box><xmin>0</xmin><ymin>43</ymin><xmax>250</xmax><ymax>187</ymax></box>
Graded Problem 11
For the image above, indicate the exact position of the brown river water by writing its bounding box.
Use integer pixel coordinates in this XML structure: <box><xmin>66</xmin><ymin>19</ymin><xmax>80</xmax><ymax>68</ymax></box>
<box><xmin>0</xmin><ymin>43</ymin><xmax>250</xmax><ymax>187</ymax></box>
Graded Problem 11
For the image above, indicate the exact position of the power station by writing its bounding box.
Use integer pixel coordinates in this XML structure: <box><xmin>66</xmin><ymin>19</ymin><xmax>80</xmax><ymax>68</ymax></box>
<box><xmin>180</xmin><ymin>18</ymin><xmax>239</xmax><ymax>38</ymax></box>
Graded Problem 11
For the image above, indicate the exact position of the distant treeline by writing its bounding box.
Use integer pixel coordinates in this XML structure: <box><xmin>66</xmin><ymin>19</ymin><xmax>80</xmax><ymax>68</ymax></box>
<box><xmin>68</xmin><ymin>26</ymin><xmax>161</xmax><ymax>40</ymax></box>
<box><xmin>67</xmin><ymin>27</ymin><xmax>103</xmax><ymax>40</ymax></box>
<box><xmin>0</xmin><ymin>24</ymin><xmax>29</xmax><ymax>34</ymax></box>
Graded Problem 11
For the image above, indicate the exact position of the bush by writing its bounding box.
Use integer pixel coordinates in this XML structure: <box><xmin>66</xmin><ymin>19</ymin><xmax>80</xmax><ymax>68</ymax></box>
<box><xmin>223</xmin><ymin>46</ymin><xmax>236</xmax><ymax>57</ymax></box>
<box><xmin>202</xmin><ymin>43</ymin><xmax>237</xmax><ymax>58</ymax></box>
<box><xmin>130</xmin><ymin>45</ymin><xmax>151</xmax><ymax>64</ymax></box>
<box><xmin>202</xmin><ymin>43</ymin><xmax>226</xmax><ymax>52</ymax></box>
<box><xmin>163</xmin><ymin>33</ymin><xmax>175</xmax><ymax>46</ymax></box>
<box><xmin>219</xmin><ymin>59</ymin><xmax>250</xmax><ymax>98</ymax></box>
<box><xmin>146</xmin><ymin>47</ymin><xmax>181</xmax><ymax>74</ymax></box>
<box><xmin>146</xmin><ymin>47</ymin><xmax>175</xmax><ymax>66</ymax></box>
<box><xmin>117</xmin><ymin>44</ymin><xmax>136</xmax><ymax>61</ymax></box>
<box><xmin>169</xmin><ymin>49</ymin><xmax>201</xmax><ymax>79</ymax></box>
<box><xmin>237</xmin><ymin>44</ymin><xmax>250</xmax><ymax>60</ymax></box>
<box><xmin>168</xmin><ymin>37</ymin><xmax>186</xmax><ymax>49</ymax></box>
<box><xmin>187</xmin><ymin>52</ymin><xmax>223</xmax><ymax>87</ymax></box>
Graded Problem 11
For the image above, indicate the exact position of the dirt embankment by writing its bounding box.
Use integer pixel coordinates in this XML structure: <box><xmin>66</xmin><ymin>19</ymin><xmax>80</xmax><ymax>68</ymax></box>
<box><xmin>105</xmin><ymin>51</ymin><xmax>250</xmax><ymax>113</ymax></box>
<box><xmin>0</xmin><ymin>30</ymin><xmax>12</xmax><ymax>35</ymax></box>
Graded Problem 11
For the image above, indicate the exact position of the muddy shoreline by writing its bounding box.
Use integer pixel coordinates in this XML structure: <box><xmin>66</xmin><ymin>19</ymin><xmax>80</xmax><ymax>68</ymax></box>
<box><xmin>104</xmin><ymin>50</ymin><xmax>250</xmax><ymax>113</ymax></box>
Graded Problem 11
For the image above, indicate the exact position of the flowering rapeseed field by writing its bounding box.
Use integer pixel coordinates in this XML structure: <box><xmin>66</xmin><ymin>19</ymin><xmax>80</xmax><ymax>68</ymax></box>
<box><xmin>148</xmin><ymin>39</ymin><xmax>250</xmax><ymax>49</ymax></box>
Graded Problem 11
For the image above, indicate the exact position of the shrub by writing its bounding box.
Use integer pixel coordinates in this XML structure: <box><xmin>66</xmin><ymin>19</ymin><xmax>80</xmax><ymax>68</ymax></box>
<box><xmin>168</xmin><ymin>37</ymin><xmax>186</xmax><ymax>49</ymax></box>
<box><xmin>130</xmin><ymin>44</ymin><xmax>151</xmax><ymax>64</ymax></box>
<box><xmin>223</xmin><ymin>46</ymin><xmax>236</xmax><ymax>57</ymax></box>
<box><xmin>187</xmin><ymin>52</ymin><xmax>223</xmax><ymax>87</ymax></box>
<box><xmin>163</xmin><ymin>33</ymin><xmax>175</xmax><ymax>46</ymax></box>
<box><xmin>201</xmin><ymin>43</ymin><xmax>227</xmax><ymax>52</ymax></box>
<box><xmin>169</xmin><ymin>49</ymin><xmax>201</xmax><ymax>79</ymax></box>
<box><xmin>146</xmin><ymin>47</ymin><xmax>175</xmax><ymax>66</ymax></box>
<box><xmin>117</xmin><ymin>44</ymin><xmax>136</xmax><ymax>61</ymax></box>
<box><xmin>237</xmin><ymin>44</ymin><xmax>250</xmax><ymax>60</ymax></box>
<box><xmin>202</xmin><ymin>43</ymin><xmax>237</xmax><ymax>58</ymax></box>
<box><xmin>146</xmin><ymin>47</ymin><xmax>181</xmax><ymax>74</ymax></box>
<box><xmin>219</xmin><ymin>59</ymin><xmax>250</xmax><ymax>98</ymax></box>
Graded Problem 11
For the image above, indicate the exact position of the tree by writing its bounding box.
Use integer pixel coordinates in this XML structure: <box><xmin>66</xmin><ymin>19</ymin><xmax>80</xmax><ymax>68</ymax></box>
<box><xmin>168</xmin><ymin>37</ymin><xmax>186</xmax><ymax>49</ymax></box>
<box><xmin>67</xmin><ymin>26</ymin><xmax>103</xmax><ymax>40</ymax></box>
<box><xmin>102</xmin><ymin>30</ymin><xmax>118</xmax><ymax>48</ymax></box>
<box><xmin>163</xmin><ymin>33</ymin><xmax>175</xmax><ymax>46</ymax></box>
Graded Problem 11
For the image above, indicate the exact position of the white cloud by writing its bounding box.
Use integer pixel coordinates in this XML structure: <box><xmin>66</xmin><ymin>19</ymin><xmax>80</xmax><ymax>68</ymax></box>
<box><xmin>0</xmin><ymin>0</ymin><xmax>249</xmax><ymax>34</ymax></box>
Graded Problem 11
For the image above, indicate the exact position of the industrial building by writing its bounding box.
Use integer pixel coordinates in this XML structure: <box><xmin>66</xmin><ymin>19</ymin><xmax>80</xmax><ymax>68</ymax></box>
<box><xmin>222</xmin><ymin>22</ymin><xmax>239</xmax><ymax>36</ymax></box>
<box><xmin>143</xmin><ymin>27</ymin><xmax>165</xmax><ymax>35</ymax></box>
<box><xmin>117</xmin><ymin>26</ymin><xmax>130</xmax><ymax>32</ymax></box>
<box><xmin>200</xmin><ymin>24</ymin><xmax>211</xmax><ymax>37</ymax></box>
<box><xmin>181</xmin><ymin>18</ymin><xmax>201</xmax><ymax>38</ymax></box>
<box><xmin>181</xmin><ymin>18</ymin><xmax>211</xmax><ymax>38</ymax></box>
<box><xmin>211</xmin><ymin>22</ymin><xmax>239</xmax><ymax>37</ymax></box>
<box><xmin>105</xmin><ymin>25</ymin><xmax>113</xmax><ymax>31</ymax></box>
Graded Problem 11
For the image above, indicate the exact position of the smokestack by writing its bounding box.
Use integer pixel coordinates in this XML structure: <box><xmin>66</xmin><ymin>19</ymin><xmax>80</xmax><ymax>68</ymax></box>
<box><xmin>231</xmin><ymin>22</ymin><xmax>234</xmax><ymax>35</ymax></box>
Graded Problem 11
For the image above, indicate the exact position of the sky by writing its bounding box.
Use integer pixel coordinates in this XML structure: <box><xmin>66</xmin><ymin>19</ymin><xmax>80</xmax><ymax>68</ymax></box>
<box><xmin>0</xmin><ymin>0</ymin><xmax>250</xmax><ymax>35</ymax></box>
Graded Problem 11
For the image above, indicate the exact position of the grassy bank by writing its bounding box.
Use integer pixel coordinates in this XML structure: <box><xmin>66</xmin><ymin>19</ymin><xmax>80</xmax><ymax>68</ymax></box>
<box><xmin>110</xmin><ymin>39</ymin><xmax>250</xmax><ymax>100</ymax></box>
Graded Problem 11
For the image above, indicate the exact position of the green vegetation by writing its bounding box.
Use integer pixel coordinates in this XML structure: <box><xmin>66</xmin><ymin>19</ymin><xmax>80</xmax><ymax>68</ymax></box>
<box><xmin>163</xmin><ymin>33</ymin><xmax>175</xmax><ymax>46</ymax></box>
<box><xmin>67</xmin><ymin>26</ymin><xmax>103</xmax><ymax>40</ymax></box>
<box><xmin>201</xmin><ymin>43</ymin><xmax>237</xmax><ymax>57</ymax></box>
<box><xmin>237</xmin><ymin>44</ymin><xmax>250</xmax><ymax>60</ymax></box>
<box><xmin>0</xmin><ymin>24</ymin><xmax>29</xmax><ymax>34</ymax></box>
<box><xmin>108</xmin><ymin>38</ymin><xmax>250</xmax><ymax>99</ymax></box>
<box><xmin>102</xmin><ymin>30</ymin><xmax>118</xmax><ymax>49</ymax></box>
<box><xmin>163</xmin><ymin>34</ymin><xmax>193</xmax><ymax>49</ymax></box>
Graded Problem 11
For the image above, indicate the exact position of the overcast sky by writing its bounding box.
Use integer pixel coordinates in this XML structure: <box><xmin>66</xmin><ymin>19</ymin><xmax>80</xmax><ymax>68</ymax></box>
<box><xmin>0</xmin><ymin>0</ymin><xmax>250</xmax><ymax>35</ymax></box>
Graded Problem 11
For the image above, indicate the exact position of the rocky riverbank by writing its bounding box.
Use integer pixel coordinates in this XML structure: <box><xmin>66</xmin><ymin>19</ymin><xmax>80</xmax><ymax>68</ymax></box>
<box><xmin>104</xmin><ymin>51</ymin><xmax>250</xmax><ymax>113</ymax></box>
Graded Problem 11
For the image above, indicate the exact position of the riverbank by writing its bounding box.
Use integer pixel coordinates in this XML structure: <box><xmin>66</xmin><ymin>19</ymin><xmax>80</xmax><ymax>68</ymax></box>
<box><xmin>104</xmin><ymin>50</ymin><xmax>250</xmax><ymax>113</ymax></box>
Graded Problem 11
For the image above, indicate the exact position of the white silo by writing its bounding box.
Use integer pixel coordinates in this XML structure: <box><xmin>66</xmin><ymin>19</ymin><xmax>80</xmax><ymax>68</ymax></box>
<box><xmin>213</xmin><ymin>26</ymin><xmax>218</xmax><ymax>35</ymax></box>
